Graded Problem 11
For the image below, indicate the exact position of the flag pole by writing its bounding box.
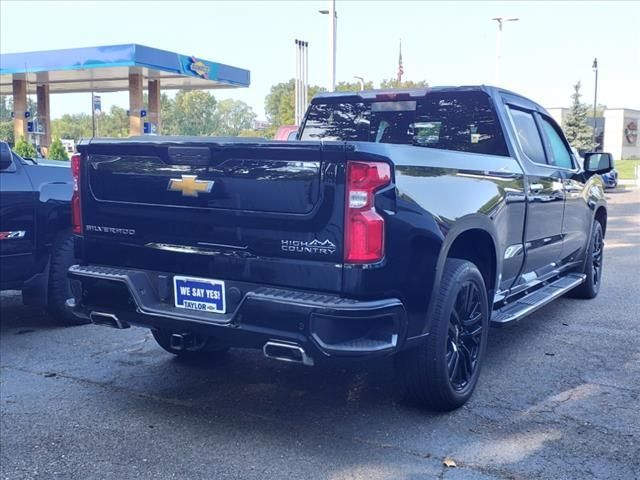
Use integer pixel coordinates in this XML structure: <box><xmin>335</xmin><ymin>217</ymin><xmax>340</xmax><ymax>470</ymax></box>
<box><xmin>397</xmin><ymin>40</ymin><xmax>404</xmax><ymax>83</ymax></box>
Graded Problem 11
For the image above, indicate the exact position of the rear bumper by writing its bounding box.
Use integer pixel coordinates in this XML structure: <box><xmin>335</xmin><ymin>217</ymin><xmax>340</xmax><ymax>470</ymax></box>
<box><xmin>68</xmin><ymin>265</ymin><xmax>408</xmax><ymax>362</ymax></box>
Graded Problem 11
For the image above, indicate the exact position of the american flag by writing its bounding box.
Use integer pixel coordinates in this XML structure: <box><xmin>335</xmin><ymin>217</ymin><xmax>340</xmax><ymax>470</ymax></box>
<box><xmin>397</xmin><ymin>40</ymin><xmax>404</xmax><ymax>83</ymax></box>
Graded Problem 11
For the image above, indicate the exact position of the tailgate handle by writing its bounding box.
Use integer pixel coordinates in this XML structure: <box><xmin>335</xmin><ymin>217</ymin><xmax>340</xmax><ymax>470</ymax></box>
<box><xmin>168</xmin><ymin>146</ymin><xmax>211</xmax><ymax>166</ymax></box>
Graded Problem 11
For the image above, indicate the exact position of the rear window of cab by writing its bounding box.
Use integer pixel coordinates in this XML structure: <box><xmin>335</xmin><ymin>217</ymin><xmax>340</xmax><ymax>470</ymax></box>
<box><xmin>300</xmin><ymin>91</ymin><xmax>509</xmax><ymax>157</ymax></box>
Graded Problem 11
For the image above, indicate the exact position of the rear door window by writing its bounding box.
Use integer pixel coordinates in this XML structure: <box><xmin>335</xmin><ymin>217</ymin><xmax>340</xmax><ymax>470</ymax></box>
<box><xmin>508</xmin><ymin>107</ymin><xmax>547</xmax><ymax>164</ymax></box>
<box><xmin>412</xmin><ymin>93</ymin><xmax>508</xmax><ymax>155</ymax></box>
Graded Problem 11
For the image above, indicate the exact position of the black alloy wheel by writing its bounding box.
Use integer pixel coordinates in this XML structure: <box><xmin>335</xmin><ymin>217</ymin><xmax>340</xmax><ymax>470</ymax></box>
<box><xmin>397</xmin><ymin>258</ymin><xmax>489</xmax><ymax>411</ymax></box>
<box><xmin>590</xmin><ymin>223</ymin><xmax>604</xmax><ymax>289</ymax></box>
<box><xmin>569</xmin><ymin>220</ymin><xmax>604</xmax><ymax>299</ymax></box>
<box><xmin>447</xmin><ymin>281</ymin><xmax>484</xmax><ymax>391</ymax></box>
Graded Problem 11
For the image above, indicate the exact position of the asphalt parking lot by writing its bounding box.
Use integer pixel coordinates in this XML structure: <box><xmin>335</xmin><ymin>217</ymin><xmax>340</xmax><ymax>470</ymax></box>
<box><xmin>1</xmin><ymin>187</ymin><xmax>638</xmax><ymax>480</ymax></box>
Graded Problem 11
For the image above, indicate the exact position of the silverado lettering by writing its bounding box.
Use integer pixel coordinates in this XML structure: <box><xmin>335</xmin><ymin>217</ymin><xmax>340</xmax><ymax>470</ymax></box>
<box><xmin>85</xmin><ymin>225</ymin><xmax>136</xmax><ymax>235</ymax></box>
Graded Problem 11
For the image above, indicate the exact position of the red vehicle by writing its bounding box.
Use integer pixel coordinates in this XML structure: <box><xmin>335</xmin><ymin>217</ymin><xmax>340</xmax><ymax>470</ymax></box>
<box><xmin>274</xmin><ymin>125</ymin><xmax>298</xmax><ymax>141</ymax></box>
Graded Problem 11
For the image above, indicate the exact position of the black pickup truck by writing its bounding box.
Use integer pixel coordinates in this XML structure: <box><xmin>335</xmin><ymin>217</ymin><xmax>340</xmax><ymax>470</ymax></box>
<box><xmin>0</xmin><ymin>141</ymin><xmax>81</xmax><ymax>324</ymax></box>
<box><xmin>67</xmin><ymin>86</ymin><xmax>613</xmax><ymax>410</ymax></box>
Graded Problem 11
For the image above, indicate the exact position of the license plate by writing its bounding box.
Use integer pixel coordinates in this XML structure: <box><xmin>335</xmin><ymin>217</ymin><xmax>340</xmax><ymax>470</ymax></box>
<box><xmin>173</xmin><ymin>275</ymin><xmax>226</xmax><ymax>313</ymax></box>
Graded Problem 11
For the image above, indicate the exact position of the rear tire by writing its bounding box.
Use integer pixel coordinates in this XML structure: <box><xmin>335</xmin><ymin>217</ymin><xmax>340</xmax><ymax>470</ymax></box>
<box><xmin>568</xmin><ymin>220</ymin><xmax>604</xmax><ymax>299</ymax></box>
<box><xmin>47</xmin><ymin>231</ymin><xmax>87</xmax><ymax>325</ymax></box>
<box><xmin>397</xmin><ymin>258</ymin><xmax>489</xmax><ymax>411</ymax></box>
<box><xmin>151</xmin><ymin>328</ymin><xmax>229</xmax><ymax>361</ymax></box>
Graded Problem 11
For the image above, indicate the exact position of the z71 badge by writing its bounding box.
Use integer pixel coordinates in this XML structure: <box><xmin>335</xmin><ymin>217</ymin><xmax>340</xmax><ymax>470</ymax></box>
<box><xmin>281</xmin><ymin>239</ymin><xmax>336</xmax><ymax>255</ymax></box>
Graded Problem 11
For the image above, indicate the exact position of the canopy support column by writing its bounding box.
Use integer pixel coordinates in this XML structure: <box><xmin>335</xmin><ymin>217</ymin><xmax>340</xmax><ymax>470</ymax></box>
<box><xmin>36</xmin><ymin>84</ymin><xmax>51</xmax><ymax>152</ymax></box>
<box><xmin>148</xmin><ymin>79</ymin><xmax>161</xmax><ymax>135</ymax></box>
<box><xmin>128</xmin><ymin>73</ymin><xmax>143</xmax><ymax>136</ymax></box>
<box><xmin>12</xmin><ymin>78</ymin><xmax>27</xmax><ymax>143</ymax></box>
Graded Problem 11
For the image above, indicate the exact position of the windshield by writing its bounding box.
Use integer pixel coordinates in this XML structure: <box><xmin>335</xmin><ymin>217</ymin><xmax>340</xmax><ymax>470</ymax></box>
<box><xmin>300</xmin><ymin>91</ymin><xmax>509</xmax><ymax>156</ymax></box>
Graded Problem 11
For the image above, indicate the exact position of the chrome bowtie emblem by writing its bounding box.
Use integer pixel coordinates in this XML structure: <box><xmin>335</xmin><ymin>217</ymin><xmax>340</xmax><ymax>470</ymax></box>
<box><xmin>167</xmin><ymin>175</ymin><xmax>214</xmax><ymax>197</ymax></box>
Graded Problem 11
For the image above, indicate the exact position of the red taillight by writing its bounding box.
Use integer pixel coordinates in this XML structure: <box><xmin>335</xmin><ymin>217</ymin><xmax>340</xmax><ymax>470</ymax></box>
<box><xmin>71</xmin><ymin>153</ymin><xmax>82</xmax><ymax>234</ymax></box>
<box><xmin>344</xmin><ymin>161</ymin><xmax>391</xmax><ymax>263</ymax></box>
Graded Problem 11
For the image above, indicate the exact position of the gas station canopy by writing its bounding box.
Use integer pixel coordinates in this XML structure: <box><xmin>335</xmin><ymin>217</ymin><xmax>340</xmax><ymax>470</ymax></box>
<box><xmin>0</xmin><ymin>43</ymin><xmax>250</xmax><ymax>94</ymax></box>
<box><xmin>0</xmin><ymin>44</ymin><xmax>251</xmax><ymax>145</ymax></box>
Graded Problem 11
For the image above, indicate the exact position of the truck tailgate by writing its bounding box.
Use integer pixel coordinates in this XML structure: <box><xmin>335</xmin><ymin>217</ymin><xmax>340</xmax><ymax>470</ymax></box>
<box><xmin>78</xmin><ymin>139</ymin><xmax>346</xmax><ymax>292</ymax></box>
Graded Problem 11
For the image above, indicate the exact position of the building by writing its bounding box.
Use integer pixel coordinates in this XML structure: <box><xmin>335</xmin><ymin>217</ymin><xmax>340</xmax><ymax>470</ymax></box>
<box><xmin>546</xmin><ymin>107</ymin><xmax>639</xmax><ymax>159</ymax></box>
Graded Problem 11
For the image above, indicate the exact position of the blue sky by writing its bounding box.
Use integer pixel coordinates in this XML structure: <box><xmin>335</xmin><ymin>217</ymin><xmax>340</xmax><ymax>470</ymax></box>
<box><xmin>1</xmin><ymin>0</ymin><xmax>638</xmax><ymax>120</ymax></box>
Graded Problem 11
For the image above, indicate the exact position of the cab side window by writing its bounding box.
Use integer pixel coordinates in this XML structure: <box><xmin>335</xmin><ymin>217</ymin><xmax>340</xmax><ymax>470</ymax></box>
<box><xmin>508</xmin><ymin>107</ymin><xmax>546</xmax><ymax>164</ymax></box>
<box><xmin>540</xmin><ymin>117</ymin><xmax>574</xmax><ymax>169</ymax></box>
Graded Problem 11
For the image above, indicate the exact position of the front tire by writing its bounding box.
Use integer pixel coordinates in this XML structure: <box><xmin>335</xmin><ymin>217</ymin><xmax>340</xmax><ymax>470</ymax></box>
<box><xmin>151</xmin><ymin>328</ymin><xmax>229</xmax><ymax>362</ymax></box>
<box><xmin>568</xmin><ymin>220</ymin><xmax>604</xmax><ymax>299</ymax></box>
<box><xmin>397</xmin><ymin>259</ymin><xmax>489</xmax><ymax>411</ymax></box>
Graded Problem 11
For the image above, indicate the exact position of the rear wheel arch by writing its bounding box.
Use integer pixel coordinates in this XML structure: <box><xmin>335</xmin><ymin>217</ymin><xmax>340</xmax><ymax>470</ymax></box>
<box><xmin>420</xmin><ymin>216</ymin><xmax>500</xmax><ymax>336</ymax></box>
<box><xmin>447</xmin><ymin>229</ymin><xmax>497</xmax><ymax>300</ymax></box>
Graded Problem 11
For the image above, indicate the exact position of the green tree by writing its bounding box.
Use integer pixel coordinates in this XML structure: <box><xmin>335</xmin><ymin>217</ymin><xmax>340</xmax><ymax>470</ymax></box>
<box><xmin>98</xmin><ymin>106</ymin><xmax>129</xmax><ymax>137</ymax></box>
<box><xmin>0</xmin><ymin>95</ymin><xmax>12</xmax><ymax>122</ymax></box>
<box><xmin>1</xmin><ymin>96</ymin><xmax>29</xmax><ymax>146</ymax></box>
<box><xmin>51</xmin><ymin>113</ymin><xmax>92</xmax><ymax>142</ymax></box>
<box><xmin>0</xmin><ymin>121</ymin><xmax>14</xmax><ymax>145</ymax></box>
<box><xmin>47</xmin><ymin>137</ymin><xmax>69</xmax><ymax>161</ymax></box>
<box><xmin>211</xmin><ymin>99</ymin><xmax>256</xmax><ymax>136</ymax></box>
<box><xmin>160</xmin><ymin>93</ymin><xmax>177</xmax><ymax>135</ymax></box>
<box><xmin>265</xmin><ymin>79</ymin><xmax>325</xmax><ymax>126</ymax></box>
<box><xmin>238</xmin><ymin>129</ymin><xmax>268</xmax><ymax>138</ymax></box>
<box><xmin>14</xmin><ymin>136</ymin><xmax>36</xmax><ymax>158</ymax></box>
<box><xmin>564</xmin><ymin>82</ymin><xmax>596</xmax><ymax>151</ymax></box>
<box><xmin>170</xmin><ymin>90</ymin><xmax>217</xmax><ymax>136</ymax></box>
<box><xmin>336</xmin><ymin>80</ymin><xmax>375</xmax><ymax>92</ymax></box>
<box><xmin>379</xmin><ymin>78</ymin><xmax>428</xmax><ymax>89</ymax></box>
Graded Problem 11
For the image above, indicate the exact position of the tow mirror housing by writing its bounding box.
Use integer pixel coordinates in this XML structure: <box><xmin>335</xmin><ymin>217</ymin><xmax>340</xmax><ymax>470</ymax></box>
<box><xmin>583</xmin><ymin>152</ymin><xmax>614</xmax><ymax>175</ymax></box>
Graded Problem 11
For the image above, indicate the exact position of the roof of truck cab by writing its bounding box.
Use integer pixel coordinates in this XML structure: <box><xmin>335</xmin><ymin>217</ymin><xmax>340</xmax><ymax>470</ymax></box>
<box><xmin>310</xmin><ymin>85</ymin><xmax>547</xmax><ymax>114</ymax></box>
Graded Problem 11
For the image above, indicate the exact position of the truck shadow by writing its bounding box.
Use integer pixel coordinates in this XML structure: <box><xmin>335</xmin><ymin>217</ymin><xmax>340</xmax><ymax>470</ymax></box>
<box><xmin>3</xmin><ymin>286</ymin><xmax>636</xmax><ymax>478</ymax></box>
<box><xmin>0</xmin><ymin>291</ymin><xmax>79</xmax><ymax>332</ymax></box>
<box><xmin>84</xmin><ymin>305</ymin><xmax>594</xmax><ymax>477</ymax></box>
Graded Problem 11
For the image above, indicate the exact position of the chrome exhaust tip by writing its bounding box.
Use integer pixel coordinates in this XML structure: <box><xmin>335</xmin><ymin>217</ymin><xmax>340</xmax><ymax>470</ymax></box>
<box><xmin>89</xmin><ymin>311</ymin><xmax>130</xmax><ymax>329</ymax></box>
<box><xmin>170</xmin><ymin>333</ymin><xmax>186</xmax><ymax>351</ymax></box>
<box><xmin>263</xmin><ymin>341</ymin><xmax>314</xmax><ymax>366</ymax></box>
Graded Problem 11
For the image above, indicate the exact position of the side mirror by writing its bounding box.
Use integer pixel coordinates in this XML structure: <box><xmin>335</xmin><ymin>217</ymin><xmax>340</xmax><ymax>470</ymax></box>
<box><xmin>0</xmin><ymin>141</ymin><xmax>13</xmax><ymax>170</ymax></box>
<box><xmin>583</xmin><ymin>152</ymin><xmax>614</xmax><ymax>174</ymax></box>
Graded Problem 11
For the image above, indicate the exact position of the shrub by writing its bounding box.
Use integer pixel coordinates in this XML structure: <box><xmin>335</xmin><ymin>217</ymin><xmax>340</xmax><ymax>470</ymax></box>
<box><xmin>47</xmin><ymin>137</ymin><xmax>69</xmax><ymax>161</ymax></box>
<box><xmin>14</xmin><ymin>136</ymin><xmax>36</xmax><ymax>158</ymax></box>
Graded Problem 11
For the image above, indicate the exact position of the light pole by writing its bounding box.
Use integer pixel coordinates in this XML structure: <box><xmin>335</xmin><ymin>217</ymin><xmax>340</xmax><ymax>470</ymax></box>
<box><xmin>354</xmin><ymin>76</ymin><xmax>365</xmax><ymax>90</ymax></box>
<box><xmin>491</xmin><ymin>17</ymin><xmax>519</xmax><ymax>85</ymax></box>
<box><xmin>319</xmin><ymin>0</ymin><xmax>337</xmax><ymax>91</ymax></box>
<box><xmin>91</xmin><ymin>91</ymin><xmax>96</xmax><ymax>138</ymax></box>
<box><xmin>592</xmin><ymin>58</ymin><xmax>599</xmax><ymax>147</ymax></box>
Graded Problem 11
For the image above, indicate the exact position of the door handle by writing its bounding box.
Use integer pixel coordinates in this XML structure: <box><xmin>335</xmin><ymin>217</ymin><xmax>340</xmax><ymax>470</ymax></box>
<box><xmin>529</xmin><ymin>183</ymin><xmax>544</xmax><ymax>193</ymax></box>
